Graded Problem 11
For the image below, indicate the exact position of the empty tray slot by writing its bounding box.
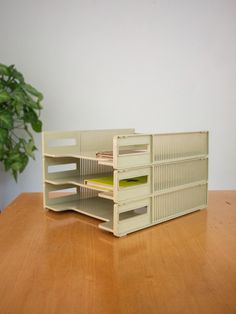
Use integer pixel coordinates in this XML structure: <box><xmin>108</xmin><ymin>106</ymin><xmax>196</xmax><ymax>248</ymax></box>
<box><xmin>119</xmin><ymin>206</ymin><xmax>148</xmax><ymax>221</ymax></box>
<box><xmin>119</xmin><ymin>144</ymin><xmax>149</xmax><ymax>155</ymax></box>
<box><xmin>48</xmin><ymin>186</ymin><xmax>78</xmax><ymax>199</ymax></box>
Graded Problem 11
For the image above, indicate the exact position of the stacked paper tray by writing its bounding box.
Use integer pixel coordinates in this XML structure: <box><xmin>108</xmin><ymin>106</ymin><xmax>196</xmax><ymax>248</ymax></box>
<box><xmin>42</xmin><ymin>129</ymin><xmax>208</xmax><ymax>236</ymax></box>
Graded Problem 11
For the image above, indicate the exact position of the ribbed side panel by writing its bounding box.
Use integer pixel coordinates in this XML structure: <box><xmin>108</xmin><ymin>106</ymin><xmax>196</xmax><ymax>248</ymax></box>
<box><xmin>153</xmin><ymin>158</ymin><xmax>208</xmax><ymax>192</ymax></box>
<box><xmin>80</xmin><ymin>129</ymin><xmax>135</xmax><ymax>153</ymax></box>
<box><xmin>79</xmin><ymin>159</ymin><xmax>111</xmax><ymax>175</ymax></box>
<box><xmin>152</xmin><ymin>184</ymin><xmax>207</xmax><ymax>221</ymax></box>
<box><xmin>79</xmin><ymin>187</ymin><xmax>98</xmax><ymax>199</ymax></box>
<box><xmin>153</xmin><ymin>132</ymin><xmax>208</xmax><ymax>162</ymax></box>
<box><xmin>79</xmin><ymin>159</ymin><xmax>112</xmax><ymax>199</ymax></box>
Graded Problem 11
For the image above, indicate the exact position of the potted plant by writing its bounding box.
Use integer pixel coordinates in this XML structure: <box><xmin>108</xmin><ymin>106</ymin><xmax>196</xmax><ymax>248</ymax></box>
<box><xmin>0</xmin><ymin>63</ymin><xmax>43</xmax><ymax>180</ymax></box>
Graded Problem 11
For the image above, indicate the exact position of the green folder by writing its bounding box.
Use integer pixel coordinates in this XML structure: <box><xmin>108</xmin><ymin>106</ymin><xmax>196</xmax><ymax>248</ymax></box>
<box><xmin>85</xmin><ymin>175</ymin><xmax>147</xmax><ymax>190</ymax></box>
<box><xmin>119</xmin><ymin>176</ymin><xmax>147</xmax><ymax>188</ymax></box>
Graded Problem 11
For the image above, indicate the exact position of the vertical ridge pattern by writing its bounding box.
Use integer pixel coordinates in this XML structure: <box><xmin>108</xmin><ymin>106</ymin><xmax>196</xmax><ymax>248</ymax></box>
<box><xmin>79</xmin><ymin>159</ymin><xmax>112</xmax><ymax>199</ymax></box>
<box><xmin>153</xmin><ymin>158</ymin><xmax>208</xmax><ymax>191</ymax></box>
<box><xmin>153</xmin><ymin>133</ymin><xmax>208</xmax><ymax>162</ymax></box>
<box><xmin>153</xmin><ymin>184</ymin><xmax>207</xmax><ymax>221</ymax></box>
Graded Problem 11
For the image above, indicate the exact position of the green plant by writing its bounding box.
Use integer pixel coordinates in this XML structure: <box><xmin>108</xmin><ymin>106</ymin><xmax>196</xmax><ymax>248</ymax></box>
<box><xmin>0</xmin><ymin>63</ymin><xmax>43</xmax><ymax>180</ymax></box>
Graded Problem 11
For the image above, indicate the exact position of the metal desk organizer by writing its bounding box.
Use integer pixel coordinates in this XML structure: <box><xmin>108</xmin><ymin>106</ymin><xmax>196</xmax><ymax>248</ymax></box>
<box><xmin>42</xmin><ymin>129</ymin><xmax>208</xmax><ymax>237</ymax></box>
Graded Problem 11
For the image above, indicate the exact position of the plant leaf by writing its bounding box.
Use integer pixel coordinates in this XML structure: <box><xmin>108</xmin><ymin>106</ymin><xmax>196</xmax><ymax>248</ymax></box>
<box><xmin>12</xmin><ymin>169</ymin><xmax>18</xmax><ymax>181</ymax></box>
<box><xmin>23</xmin><ymin>139</ymin><xmax>36</xmax><ymax>159</ymax></box>
<box><xmin>31</xmin><ymin>119</ymin><xmax>42</xmax><ymax>132</ymax></box>
<box><xmin>23</xmin><ymin>108</ymin><xmax>42</xmax><ymax>132</ymax></box>
<box><xmin>0</xmin><ymin>142</ymin><xmax>4</xmax><ymax>160</ymax></box>
<box><xmin>22</xmin><ymin>83</ymin><xmax>43</xmax><ymax>101</ymax></box>
<box><xmin>0</xmin><ymin>64</ymin><xmax>10</xmax><ymax>76</ymax></box>
<box><xmin>19</xmin><ymin>153</ymin><xmax>29</xmax><ymax>172</ymax></box>
<box><xmin>23</xmin><ymin>108</ymin><xmax>38</xmax><ymax>123</ymax></box>
<box><xmin>11</xmin><ymin>68</ymin><xmax>24</xmax><ymax>83</ymax></box>
<box><xmin>0</xmin><ymin>63</ymin><xmax>43</xmax><ymax>180</ymax></box>
<box><xmin>12</xmin><ymin>89</ymin><xmax>26</xmax><ymax>104</ymax></box>
<box><xmin>28</xmin><ymin>99</ymin><xmax>42</xmax><ymax>110</ymax></box>
<box><xmin>15</xmin><ymin>101</ymin><xmax>23</xmax><ymax>116</ymax></box>
<box><xmin>4</xmin><ymin>151</ymin><xmax>19</xmax><ymax>170</ymax></box>
<box><xmin>0</xmin><ymin>90</ymin><xmax>11</xmax><ymax>103</ymax></box>
<box><xmin>0</xmin><ymin>111</ymin><xmax>13</xmax><ymax>129</ymax></box>
<box><xmin>0</xmin><ymin>128</ymin><xmax>8</xmax><ymax>143</ymax></box>
<box><xmin>4</xmin><ymin>151</ymin><xmax>29</xmax><ymax>174</ymax></box>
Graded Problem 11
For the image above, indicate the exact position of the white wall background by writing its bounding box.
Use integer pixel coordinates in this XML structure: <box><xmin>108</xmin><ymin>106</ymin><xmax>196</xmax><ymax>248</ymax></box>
<box><xmin>0</xmin><ymin>0</ymin><xmax>236</xmax><ymax>210</ymax></box>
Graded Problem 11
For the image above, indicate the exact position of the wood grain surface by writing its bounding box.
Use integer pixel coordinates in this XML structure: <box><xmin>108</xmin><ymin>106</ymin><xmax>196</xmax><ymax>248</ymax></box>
<box><xmin>0</xmin><ymin>191</ymin><xmax>236</xmax><ymax>314</ymax></box>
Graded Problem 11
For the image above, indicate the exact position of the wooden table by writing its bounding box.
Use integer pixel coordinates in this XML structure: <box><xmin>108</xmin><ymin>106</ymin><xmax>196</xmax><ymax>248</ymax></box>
<box><xmin>0</xmin><ymin>191</ymin><xmax>236</xmax><ymax>314</ymax></box>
